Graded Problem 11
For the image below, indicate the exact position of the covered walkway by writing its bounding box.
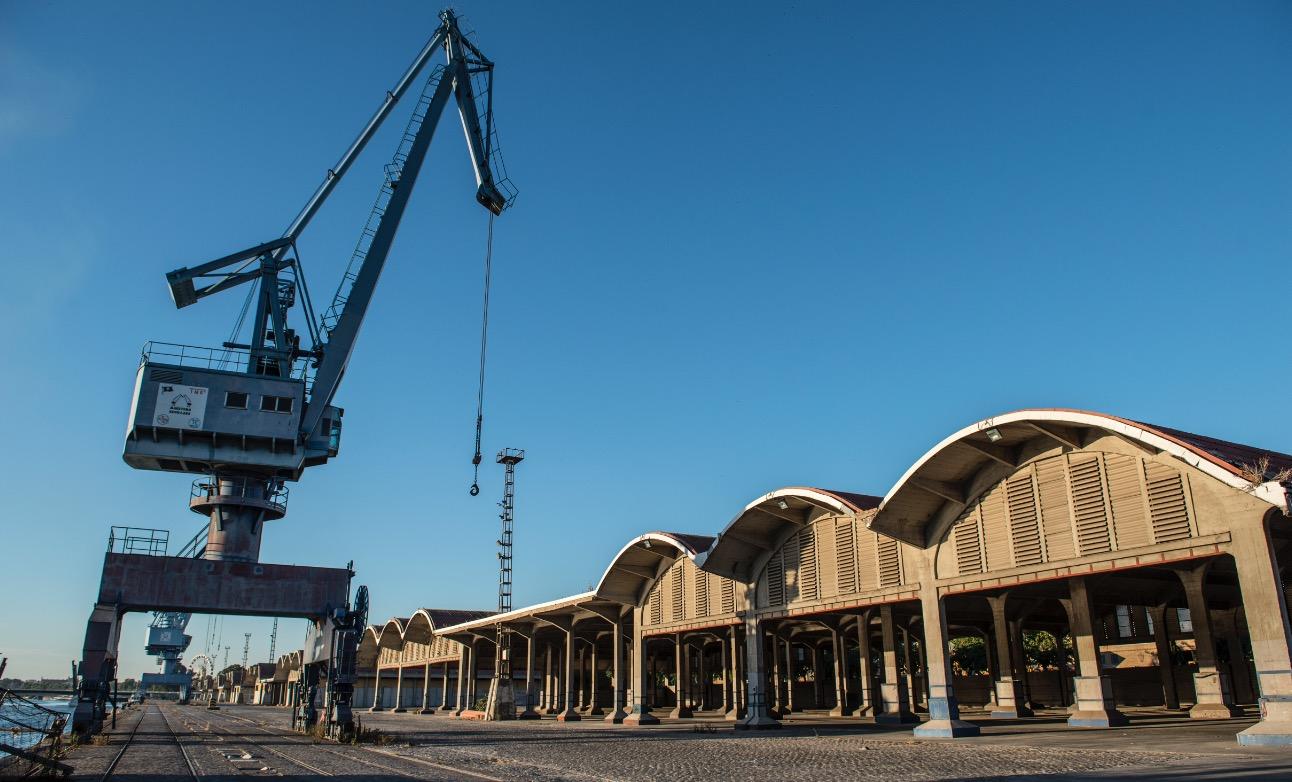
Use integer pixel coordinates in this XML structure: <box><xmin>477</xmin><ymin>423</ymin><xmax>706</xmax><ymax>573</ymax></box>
<box><xmin>356</xmin><ymin>409</ymin><xmax>1292</xmax><ymax>746</ymax></box>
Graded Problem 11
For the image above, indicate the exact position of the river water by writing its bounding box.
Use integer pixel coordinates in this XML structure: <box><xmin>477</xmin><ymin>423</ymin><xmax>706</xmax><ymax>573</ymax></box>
<box><xmin>0</xmin><ymin>696</ymin><xmax>113</xmax><ymax>753</ymax></box>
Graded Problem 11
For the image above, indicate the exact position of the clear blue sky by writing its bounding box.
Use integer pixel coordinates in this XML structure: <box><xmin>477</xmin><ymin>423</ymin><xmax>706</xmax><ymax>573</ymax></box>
<box><xmin>2</xmin><ymin>1</ymin><xmax>1290</xmax><ymax>679</ymax></box>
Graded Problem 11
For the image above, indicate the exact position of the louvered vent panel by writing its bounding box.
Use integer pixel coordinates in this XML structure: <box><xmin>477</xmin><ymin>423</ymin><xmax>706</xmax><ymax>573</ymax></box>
<box><xmin>877</xmin><ymin>537</ymin><xmax>902</xmax><ymax>587</ymax></box>
<box><xmin>953</xmin><ymin>509</ymin><xmax>984</xmax><ymax>576</ymax></box>
<box><xmin>1035</xmin><ymin>456</ymin><xmax>1075</xmax><ymax>562</ymax></box>
<box><xmin>835</xmin><ymin>518</ymin><xmax>857</xmax><ymax>595</ymax></box>
<box><xmin>1007</xmin><ymin>473</ymin><xmax>1043</xmax><ymax>566</ymax></box>
<box><xmin>670</xmin><ymin>565</ymin><xmax>685</xmax><ymax>621</ymax></box>
<box><xmin>1105</xmin><ymin>454</ymin><xmax>1149</xmax><ymax>550</ymax></box>
<box><xmin>721</xmin><ymin>578</ymin><xmax>735</xmax><ymax>614</ymax></box>
<box><xmin>696</xmin><ymin>570</ymin><xmax>710</xmax><ymax>617</ymax></box>
<box><xmin>782</xmin><ymin>533</ymin><xmax>802</xmax><ymax>603</ymax></box>
<box><xmin>649</xmin><ymin>586</ymin><xmax>662</xmax><ymax>625</ymax></box>
<box><xmin>798</xmin><ymin>527</ymin><xmax>819</xmax><ymax>601</ymax></box>
<box><xmin>766</xmin><ymin>551</ymin><xmax>785</xmax><ymax>606</ymax></box>
<box><xmin>1070</xmin><ymin>455</ymin><xmax>1112</xmax><ymax>555</ymax></box>
<box><xmin>1145</xmin><ymin>461</ymin><xmax>1192</xmax><ymax>543</ymax></box>
<box><xmin>857</xmin><ymin>529</ymin><xmax>879</xmax><ymax>591</ymax></box>
<box><xmin>979</xmin><ymin>484</ymin><xmax>1011</xmax><ymax>571</ymax></box>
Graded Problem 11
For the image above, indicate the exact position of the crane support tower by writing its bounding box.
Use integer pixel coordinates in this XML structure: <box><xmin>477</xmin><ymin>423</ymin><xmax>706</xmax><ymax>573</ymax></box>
<box><xmin>484</xmin><ymin>448</ymin><xmax>523</xmax><ymax>720</ymax></box>
<box><xmin>73</xmin><ymin>8</ymin><xmax>515</xmax><ymax>738</ymax></box>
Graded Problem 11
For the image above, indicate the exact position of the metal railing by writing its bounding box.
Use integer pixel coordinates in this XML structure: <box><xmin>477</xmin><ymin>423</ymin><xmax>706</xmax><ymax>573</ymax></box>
<box><xmin>139</xmin><ymin>341</ymin><xmax>316</xmax><ymax>393</ymax></box>
<box><xmin>190</xmin><ymin>478</ymin><xmax>289</xmax><ymax>514</ymax></box>
<box><xmin>176</xmin><ymin>524</ymin><xmax>209</xmax><ymax>559</ymax></box>
<box><xmin>107</xmin><ymin>526</ymin><xmax>169</xmax><ymax>556</ymax></box>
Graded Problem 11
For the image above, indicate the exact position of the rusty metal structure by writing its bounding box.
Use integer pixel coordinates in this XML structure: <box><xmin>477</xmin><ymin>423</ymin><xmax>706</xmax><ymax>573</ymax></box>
<box><xmin>72</xmin><ymin>8</ymin><xmax>515</xmax><ymax>738</ymax></box>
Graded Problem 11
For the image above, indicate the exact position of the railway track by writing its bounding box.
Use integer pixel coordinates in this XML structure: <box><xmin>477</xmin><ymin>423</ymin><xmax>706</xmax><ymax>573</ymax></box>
<box><xmin>97</xmin><ymin>704</ymin><xmax>198</xmax><ymax>782</ymax></box>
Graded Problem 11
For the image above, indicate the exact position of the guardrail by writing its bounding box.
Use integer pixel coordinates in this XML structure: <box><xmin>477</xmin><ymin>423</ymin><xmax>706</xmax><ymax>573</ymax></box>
<box><xmin>190</xmin><ymin>478</ymin><xmax>289</xmax><ymax>514</ymax></box>
<box><xmin>107</xmin><ymin>526</ymin><xmax>169</xmax><ymax>556</ymax></box>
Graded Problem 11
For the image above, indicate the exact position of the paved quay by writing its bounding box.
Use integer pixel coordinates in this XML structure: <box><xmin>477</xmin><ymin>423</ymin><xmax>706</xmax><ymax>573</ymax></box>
<box><xmin>214</xmin><ymin>704</ymin><xmax>1292</xmax><ymax>781</ymax></box>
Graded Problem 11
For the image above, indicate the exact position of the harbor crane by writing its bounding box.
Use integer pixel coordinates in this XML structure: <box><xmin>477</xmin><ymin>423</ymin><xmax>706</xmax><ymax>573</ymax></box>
<box><xmin>75</xmin><ymin>8</ymin><xmax>516</xmax><ymax>738</ymax></box>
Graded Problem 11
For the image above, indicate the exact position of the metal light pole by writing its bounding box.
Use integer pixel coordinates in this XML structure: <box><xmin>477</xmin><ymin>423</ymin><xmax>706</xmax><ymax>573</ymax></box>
<box><xmin>485</xmin><ymin>448</ymin><xmax>523</xmax><ymax>719</ymax></box>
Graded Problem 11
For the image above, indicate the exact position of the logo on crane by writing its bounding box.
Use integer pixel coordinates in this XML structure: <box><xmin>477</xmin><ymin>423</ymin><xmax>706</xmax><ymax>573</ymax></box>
<box><xmin>153</xmin><ymin>384</ymin><xmax>209</xmax><ymax>430</ymax></box>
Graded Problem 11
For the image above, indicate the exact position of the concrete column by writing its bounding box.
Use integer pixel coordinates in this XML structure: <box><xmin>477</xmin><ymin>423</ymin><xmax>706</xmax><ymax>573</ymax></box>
<box><xmin>419</xmin><ymin>663</ymin><xmax>434</xmax><ymax>714</ymax></box>
<box><xmin>588</xmin><ymin>640</ymin><xmax>604</xmax><ymax>716</ymax></box>
<box><xmin>1219</xmin><ymin>610</ymin><xmax>1255</xmax><ymax>705</ymax></box>
<box><xmin>1177</xmin><ymin>564</ymin><xmax>1240</xmax><ymax>718</ymax></box>
<box><xmin>876</xmin><ymin>605</ymin><xmax>917</xmax><ymax>725</ymax></box>
<box><xmin>392</xmin><ymin>665</ymin><xmax>406</xmax><ymax>712</ymax></box>
<box><xmin>574</xmin><ymin>645</ymin><xmax>587</xmax><ymax>711</ymax></box>
<box><xmin>696</xmin><ymin>644</ymin><xmax>708</xmax><ymax>711</ymax></box>
<box><xmin>606</xmin><ymin>618</ymin><xmax>627</xmax><ymax>723</ymax></box>
<box><xmin>726</xmin><ymin>627</ymin><xmax>741</xmax><ymax>720</ymax></box>
<box><xmin>768</xmin><ymin>636</ymin><xmax>783</xmax><ymax>716</ymax></box>
<box><xmin>1232</xmin><ymin>519</ymin><xmax>1292</xmax><ymax>746</ymax></box>
<box><xmin>856</xmin><ymin>611</ymin><xmax>876</xmax><ymax>717</ymax></box>
<box><xmin>829</xmin><ymin>626</ymin><xmax>850</xmax><ymax>716</ymax></box>
<box><xmin>625</xmin><ymin>618</ymin><xmax>659</xmax><ymax>725</ymax></box>
<box><xmin>519</xmin><ymin>635</ymin><xmax>540</xmax><ymax>719</ymax></box>
<box><xmin>721</xmin><ymin>635</ymin><xmax>734</xmax><ymax>714</ymax></box>
<box><xmin>735</xmin><ymin>614</ymin><xmax>779</xmax><ymax>729</ymax></box>
<box><xmin>913</xmin><ymin>590</ymin><xmax>980</xmax><ymax>738</ymax></box>
<box><xmin>1007</xmin><ymin>619</ymin><xmax>1033</xmax><ymax>709</ymax></box>
<box><xmin>668</xmin><ymin>634</ymin><xmax>692</xmax><ymax>718</ymax></box>
<box><xmin>1149</xmin><ymin>604</ymin><xmax>1181</xmax><ymax>710</ymax></box>
<box><xmin>1064</xmin><ymin>577</ymin><xmax>1128</xmax><ymax>728</ymax></box>
<box><xmin>987</xmin><ymin>595</ymin><xmax>1033</xmax><ymax>718</ymax></box>
<box><xmin>543</xmin><ymin>643</ymin><xmax>556</xmax><ymax>714</ymax></box>
<box><xmin>901</xmin><ymin>626</ymin><xmax>923</xmax><ymax>712</ymax></box>
<box><xmin>556</xmin><ymin>629</ymin><xmax>580</xmax><ymax>722</ymax></box>
<box><xmin>454</xmin><ymin>645</ymin><xmax>470</xmax><ymax>715</ymax></box>
<box><xmin>369</xmin><ymin>667</ymin><xmax>383</xmax><ymax>711</ymax></box>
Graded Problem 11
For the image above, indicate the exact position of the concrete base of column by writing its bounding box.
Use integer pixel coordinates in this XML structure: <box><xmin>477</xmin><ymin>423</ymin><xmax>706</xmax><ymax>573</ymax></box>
<box><xmin>416</xmin><ymin>708</ymin><xmax>436</xmax><ymax>715</ymax></box>
<box><xmin>1238</xmin><ymin>709</ymin><xmax>1292</xmax><ymax>746</ymax></box>
<box><xmin>1190</xmin><ymin>671</ymin><xmax>1240</xmax><ymax>719</ymax></box>
<box><xmin>555</xmin><ymin>709</ymin><xmax>581</xmax><ymax>722</ymax></box>
<box><xmin>623</xmin><ymin>709</ymin><xmax>659</xmax><ymax>726</ymax></box>
<box><xmin>734</xmin><ymin>713</ymin><xmax>781</xmax><ymax>730</ymax></box>
<box><xmin>1067</xmin><ymin>675</ymin><xmax>1127</xmax><ymax>727</ymax></box>
<box><xmin>392</xmin><ymin>707</ymin><xmax>407</xmax><ymax>713</ymax></box>
<box><xmin>586</xmin><ymin>705</ymin><xmax>605</xmax><ymax>716</ymax></box>
<box><xmin>518</xmin><ymin>710</ymin><xmax>541</xmax><ymax>720</ymax></box>
<box><xmin>913</xmin><ymin>696</ymin><xmax>980</xmax><ymax>737</ymax></box>
<box><xmin>368</xmin><ymin>706</ymin><xmax>385</xmax><ymax>713</ymax></box>
<box><xmin>604</xmin><ymin>708</ymin><xmax>627</xmax><ymax>724</ymax></box>
<box><xmin>990</xmin><ymin>680</ymin><xmax>1034</xmax><ymax>719</ymax></box>
<box><xmin>667</xmin><ymin>705</ymin><xmax>693</xmax><ymax>718</ymax></box>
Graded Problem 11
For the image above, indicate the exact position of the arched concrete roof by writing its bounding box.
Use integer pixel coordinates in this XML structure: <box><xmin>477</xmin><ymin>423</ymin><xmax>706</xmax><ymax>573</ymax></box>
<box><xmin>403</xmin><ymin>608</ymin><xmax>494</xmax><ymax>645</ymax></box>
<box><xmin>698</xmin><ymin>487</ymin><xmax>882</xmax><ymax>583</ymax></box>
<box><xmin>376</xmin><ymin>617</ymin><xmax>409</xmax><ymax>649</ymax></box>
<box><xmin>872</xmin><ymin>408</ymin><xmax>1292</xmax><ymax>548</ymax></box>
<box><xmin>357</xmin><ymin>626</ymin><xmax>381</xmax><ymax>668</ymax></box>
<box><xmin>593</xmin><ymin>531</ymin><xmax>715</xmax><ymax>606</ymax></box>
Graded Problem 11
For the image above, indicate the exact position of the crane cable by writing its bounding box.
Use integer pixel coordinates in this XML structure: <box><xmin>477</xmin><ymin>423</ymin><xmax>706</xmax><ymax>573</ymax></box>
<box><xmin>469</xmin><ymin>212</ymin><xmax>496</xmax><ymax>496</ymax></box>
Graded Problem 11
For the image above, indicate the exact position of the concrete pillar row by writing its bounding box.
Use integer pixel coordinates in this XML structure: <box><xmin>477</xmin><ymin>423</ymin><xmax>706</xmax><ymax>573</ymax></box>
<box><xmin>855</xmin><ymin>610</ymin><xmax>876</xmax><ymax>717</ymax></box>
<box><xmin>519</xmin><ymin>635</ymin><xmax>540</xmax><ymax>719</ymax></box>
<box><xmin>876</xmin><ymin>605</ymin><xmax>917</xmax><ymax>725</ymax></box>
<box><xmin>454</xmin><ymin>644</ymin><xmax>470</xmax><ymax>715</ymax></box>
<box><xmin>1149</xmin><ymin>603</ymin><xmax>1182</xmax><ymax>710</ymax></box>
<box><xmin>1218</xmin><ymin>609</ymin><xmax>1256</xmax><ymax>706</ymax></box>
<box><xmin>1176</xmin><ymin>564</ymin><xmax>1241</xmax><ymax>719</ymax></box>
<box><xmin>987</xmin><ymin>594</ymin><xmax>1033</xmax><ymax>719</ymax></box>
<box><xmin>1063</xmin><ymin>577</ymin><xmax>1128</xmax><ymax>728</ymax></box>
<box><xmin>735</xmin><ymin>612</ymin><xmax>779</xmax><ymax>730</ymax></box>
<box><xmin>1232</xmin><ymin>519</ymin><xmax>1292</xmax><ymax>746</ymax></box>
<box><xmin>542</xmin><ymin>643</ymin><xmax>556</xmax><ymax>714</ymax></box>
<box><xmin>721</xmin><ymin>634</ymin><xmax>734</xmax><ymax>714</ymax></box>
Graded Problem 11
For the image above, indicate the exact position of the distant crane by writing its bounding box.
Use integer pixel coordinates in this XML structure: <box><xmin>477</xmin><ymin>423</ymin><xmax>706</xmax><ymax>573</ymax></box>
<box><xmin>240</xmin><ymin>633</ymin><xmax>251</xmax><ymax>669</ymax></box>
<box><xmin>268</xmin><ymin>618</ymin><xmax>279</xmax><ymax>663</ymax></box>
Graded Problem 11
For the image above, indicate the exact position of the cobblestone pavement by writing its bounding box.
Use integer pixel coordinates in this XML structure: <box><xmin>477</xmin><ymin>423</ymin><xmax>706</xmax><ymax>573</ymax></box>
<box><xmin>225</xmin><ymin>705</ymin><xmax>1292</xmax><ymax>782</ymax></box>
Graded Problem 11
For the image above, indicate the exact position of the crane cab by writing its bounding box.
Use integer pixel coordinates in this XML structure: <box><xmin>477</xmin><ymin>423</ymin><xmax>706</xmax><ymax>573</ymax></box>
<box><xmin>123</xmin><ymin>344</ymin><xmax>315</xmax><ymax>478</ymax></box>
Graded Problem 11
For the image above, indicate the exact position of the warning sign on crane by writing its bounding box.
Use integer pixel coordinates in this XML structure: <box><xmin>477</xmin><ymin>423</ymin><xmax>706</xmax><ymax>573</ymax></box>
<box><xmin>153</xmin><ymin>384</ymin><xmax>208</xmax><ymax>429</ymax></box>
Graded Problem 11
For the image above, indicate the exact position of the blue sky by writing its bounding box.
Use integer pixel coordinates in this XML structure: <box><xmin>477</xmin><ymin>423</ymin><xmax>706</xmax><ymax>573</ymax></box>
<box><xmin>1</xmin><ymin>1</ymin><xmax>1290</xmax><ymax>678</ymax></box>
